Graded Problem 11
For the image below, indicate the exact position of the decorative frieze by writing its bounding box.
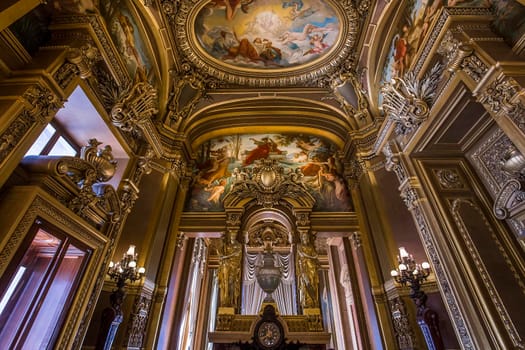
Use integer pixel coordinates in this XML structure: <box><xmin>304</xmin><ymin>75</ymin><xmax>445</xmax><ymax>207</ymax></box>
<box><xmin>0</xmin><ymin>111</ymin><xmax>35</xmax><ymax>164</ymax></box>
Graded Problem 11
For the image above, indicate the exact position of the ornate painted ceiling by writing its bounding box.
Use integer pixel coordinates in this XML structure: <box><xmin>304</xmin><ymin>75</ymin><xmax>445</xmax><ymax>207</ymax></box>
<box><xmin>9</xmin><ymin>0</ymin><xmax>525</xmax><ymax>212</ymax></box>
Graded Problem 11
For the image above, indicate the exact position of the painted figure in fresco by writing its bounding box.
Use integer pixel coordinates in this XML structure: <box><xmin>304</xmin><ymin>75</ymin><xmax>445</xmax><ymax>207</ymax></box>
<box><xmin>282</xmin><ymin>0</ymin><xmax>318</xmax><ymax>20</ymax></box>
<box><xmin>198</xmin><ymin>146</ymin><xmax>230</xmax><ymax>185</ymax></box>
<box><xmin>303</xmin><ymin>33</ymin><xmax>329</xmax><ymax>55</ymax></box>
<box><xmin>415</xmin><ymin>0</ymin><xmax>443</xmax><ymax>53</ymax></box>
<box><xmin>279</xmin><ymin>23</ymin><xmax>316</xmax><ymax>45</ymax></box>
<box><xmin>243</xmin><ymin>137</ymin><xmax>282</xmax><ymax>165</ymax></box>
<box><xmin>205</xmin><ymin>179</ymin><xmax>227</xmax><ymax>204</ymax></box>
<box><xmin>392</xmin><ymin>24</ymin><xmax>410</xmax><ymax>78</ymax></box>
<box><xmin>218</xmin><ymin>231</ymin><xmax>242</xmax><ymax>308</ymax></box>
<box><xmin>223</xmin><ymin>36</ymin><xmax>265</xmax><ymax>63</ymax></box>
<box><xmin>209</xmin><ymin>0</ymin><xmax>255</xmax><ymax>20</ymax></box>
<box><xmin>296</xmin><ymin>232</ymin><xmax>320</xmax><ymax>309</ymax></box>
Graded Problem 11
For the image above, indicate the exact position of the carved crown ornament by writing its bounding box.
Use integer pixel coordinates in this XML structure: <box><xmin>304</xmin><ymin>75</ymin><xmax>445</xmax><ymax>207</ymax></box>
<box><xmin>380</xmin><ymin>62</ymin><xmax>443</xmax><ymax>135</ymax></box>
<box><xmin>223</xmin><ymin>159</ymin><xmax>315</xmax><ymax>209</ymax></box>
<box><xmin>165</xmin><ymin>0</ymin><xmax>360</xmax><ymax>87</ymax></box>
<box><xmin>20</xmin><ymin>139</ymin><xmax>121</xmax><ymax>229</ymax></box>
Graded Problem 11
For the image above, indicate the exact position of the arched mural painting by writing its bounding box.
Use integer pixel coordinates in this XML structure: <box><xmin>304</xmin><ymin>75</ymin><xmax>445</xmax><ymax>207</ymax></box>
<box><xmin>194</xmin><ymin>0</ymin><xmax>341</xmax><ymax>69</ymax></box>
<box><xmin>187</xmin><ymin>134</ymin><xmax>353</xmax><ymax>212</ymax></box>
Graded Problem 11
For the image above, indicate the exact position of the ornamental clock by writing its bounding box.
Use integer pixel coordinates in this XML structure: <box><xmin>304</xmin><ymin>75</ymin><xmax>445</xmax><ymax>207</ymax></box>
<box><xmin>254</xmin><ymin>305</ymin><xmax>284</xmax><ymax>349</ymax></box>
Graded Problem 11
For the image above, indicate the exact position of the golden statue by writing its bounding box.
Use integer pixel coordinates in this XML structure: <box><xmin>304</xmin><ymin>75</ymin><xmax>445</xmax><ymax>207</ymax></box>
<box><xmin>296</xmin><ymin>231</ymin><xmax>320</xmax><ymax>309</ymax></box>
<box><xmin>218</xmin><ymin>231</ymin><xmax>242</xmax><ymax>308</ymax></box>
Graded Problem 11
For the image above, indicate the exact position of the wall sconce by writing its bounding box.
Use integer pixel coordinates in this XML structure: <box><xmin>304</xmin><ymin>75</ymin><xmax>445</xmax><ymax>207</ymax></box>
<box><xmin>107</xmin><ymin>245</ymin><xmax>146</xmax><ymax>290</ymax></box>
<box><xmin>390</xmin><ymin>247</ymin><xmax>430</xmax><ymax>298</ymax></box>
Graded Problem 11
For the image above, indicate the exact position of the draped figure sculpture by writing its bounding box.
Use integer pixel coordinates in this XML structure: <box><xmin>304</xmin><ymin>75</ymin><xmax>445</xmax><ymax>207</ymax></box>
<box><xmin>296</xmin><ymin>231</ymin><xmax>320</xmax><ymax>309</ymax></box>
<box><xmin>218</xmin><ymin>231</ymin><xmax>242</xmax><ymax>309</ymax></box>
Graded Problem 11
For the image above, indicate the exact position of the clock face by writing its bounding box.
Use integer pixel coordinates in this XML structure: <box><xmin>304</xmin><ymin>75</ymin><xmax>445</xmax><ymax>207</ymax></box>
<box><xmin>257</xmin><ymin>321</ymin><xmax>282</xmax><ymax>348</ymax></box>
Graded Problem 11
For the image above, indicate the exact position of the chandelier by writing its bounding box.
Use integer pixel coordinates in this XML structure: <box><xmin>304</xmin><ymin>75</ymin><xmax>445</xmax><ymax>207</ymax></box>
<box><xmin>390</xmin><ymin>247</ymin><xmax>430</xmax><ymax>298</ymax></box>
<box><xmin>107</xmin><ymin>245</ymin><xmax>145</xmax><ymax>289</ymax></box>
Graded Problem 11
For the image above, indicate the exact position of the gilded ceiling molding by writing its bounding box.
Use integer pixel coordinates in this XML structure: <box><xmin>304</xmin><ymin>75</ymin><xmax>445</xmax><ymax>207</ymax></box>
<box><xmin>381</xmin><ymin>62</ymin><xmax>442</xmax><ymax>136</ymax></box>
<box><xmin>52</xmin><ymin>14</ymin><xmax>131</xmax><ymax>86</ymax></box>
<box><xmin>411</xmin><ymin>7</ymin><xmax>492</xmax><ymax>77</ymax></box>
<box><xmin>327</xmin><ymin>68</ymin><xmax>374</xmax><ymax>130</ymax></box>
<box><xmin>166</xmin><ymin>62</ymin><xmax>221</xmax><ymax>127</ymax></box>
<box><xmin>383</xmin><ymin>141</ymin><xmax>476</xmax><ymax>349</ymax></box>
<box><xmin>167</xmin><ymin>0</ymin><xmax>359</xmax><ymax>87</ymax></box>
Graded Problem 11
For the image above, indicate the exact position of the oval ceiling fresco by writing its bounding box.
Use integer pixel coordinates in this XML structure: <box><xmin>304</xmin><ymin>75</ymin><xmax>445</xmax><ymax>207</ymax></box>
<box><xmin>194</xmin><ymin>0</ymin><xmax>341</xmax><ymax>70</ymax></box>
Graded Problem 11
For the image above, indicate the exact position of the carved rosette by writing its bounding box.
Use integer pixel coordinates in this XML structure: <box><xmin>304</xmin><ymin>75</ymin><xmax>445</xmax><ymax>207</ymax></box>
<box><xmin>381</xmin><ymin>62</ymin><xmax>442</xmax><ymax>135</ymax></box>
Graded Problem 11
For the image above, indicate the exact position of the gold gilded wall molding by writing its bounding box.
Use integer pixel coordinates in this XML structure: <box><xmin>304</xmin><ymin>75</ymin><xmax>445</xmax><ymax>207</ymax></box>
<box><xmin>0</xmin><ymin>83</ymin><xmax>63</xmax><ymax>166</ymax></box>
<box><xmin>383</xmin><ymin>141</ymin><xmax>476</xmax><ymax>349</ymax></box>
<box><xmin>450</xmin><ymin>198</ymin><xmax>525</xmax><ymax>348</ymax></box>
<box><xmin>52</xmin><ymin>14</ymin><xmax>131</xmax><ymax>86</ymax></box>
<box><xmin>167</xmin><ymin>0</ymin><xmax>359</xmax><ymax>88</ymax></box>
<box><xmin>412</xmin><ymin>7</ymin><xmax>492</xmax><ymax>77</ymax></box>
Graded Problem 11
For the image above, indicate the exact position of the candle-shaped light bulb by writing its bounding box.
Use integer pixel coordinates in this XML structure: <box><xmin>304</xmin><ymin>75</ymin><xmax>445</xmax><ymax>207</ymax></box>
<box><xmin>413</xmin><ymin>269</ymin><xmax>419</xmax><ymax>275</ymax></box>
<box><xmin>138</xmin><ymin>267</ymin><xmax>146</xmax><ymax>274</ymax></box>
<box><xmin>399</xmin><ymin>247</ymin><xmax>409</xmax><ymax>258</ymax></box>
<box><xmin>128</xmin><ymin>260</ymin><xmax>137</xmax><ymax>268</ymax></box>
<box><xmin>399</xmin><ymin>263</ymin><xmax>407</xmax><ymax>271</ymax></box>
<box><xmin>126</xmin><ymin>245</ymin><xmax>136</xmax><ymax>257</ymax></box>
<box><xmin>422</xmin><ymin>261</ymin><xmax>430</xmax><ymax>270</ymax></box>
<box><xmin>390</xmin><ymin>270</ymin><xmax>399</xmax><ymax>277</ymax></box>
<box><xmin>109</xmin><ymin>261</ymin><xmax>114</xmax><ymax>268</ymax></box>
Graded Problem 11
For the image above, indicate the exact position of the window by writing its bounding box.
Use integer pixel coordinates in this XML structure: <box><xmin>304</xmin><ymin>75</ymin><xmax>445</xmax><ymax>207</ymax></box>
<box><xmin>25</xmin><ymin>122</ymin><xmax>79</xmax><ymax>157</ymax></box>
<box><xmin>0</xmin><ymin>219</ymin><xmax>91</xmax><ymax>349</ymax></box>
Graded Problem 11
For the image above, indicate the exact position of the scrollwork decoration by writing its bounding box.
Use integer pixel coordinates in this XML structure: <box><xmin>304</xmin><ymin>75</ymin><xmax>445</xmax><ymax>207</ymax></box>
<box><xmin>381</xmin><ymin>62</ymin><xmax>443</xmax><ymax>135</ymax></box>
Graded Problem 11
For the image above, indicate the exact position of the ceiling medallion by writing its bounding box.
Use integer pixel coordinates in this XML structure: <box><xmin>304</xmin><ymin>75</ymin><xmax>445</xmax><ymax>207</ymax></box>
<box><xmin>175</xmin><ymin>0</ymin><xmax>358</xmax><ymax>87</ymax></box>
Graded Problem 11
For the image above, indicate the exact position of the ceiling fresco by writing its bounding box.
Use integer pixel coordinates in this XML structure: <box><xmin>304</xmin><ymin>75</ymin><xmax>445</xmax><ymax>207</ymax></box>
<box><xmin>187</xmin><ymin>133</ymin><xmax>353</xmax><ymax>212</ymax></box>
<box><xmin>194</xmin><ymin>0</ymin><xmax>341</xmax><ymax>70</ymax></box>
